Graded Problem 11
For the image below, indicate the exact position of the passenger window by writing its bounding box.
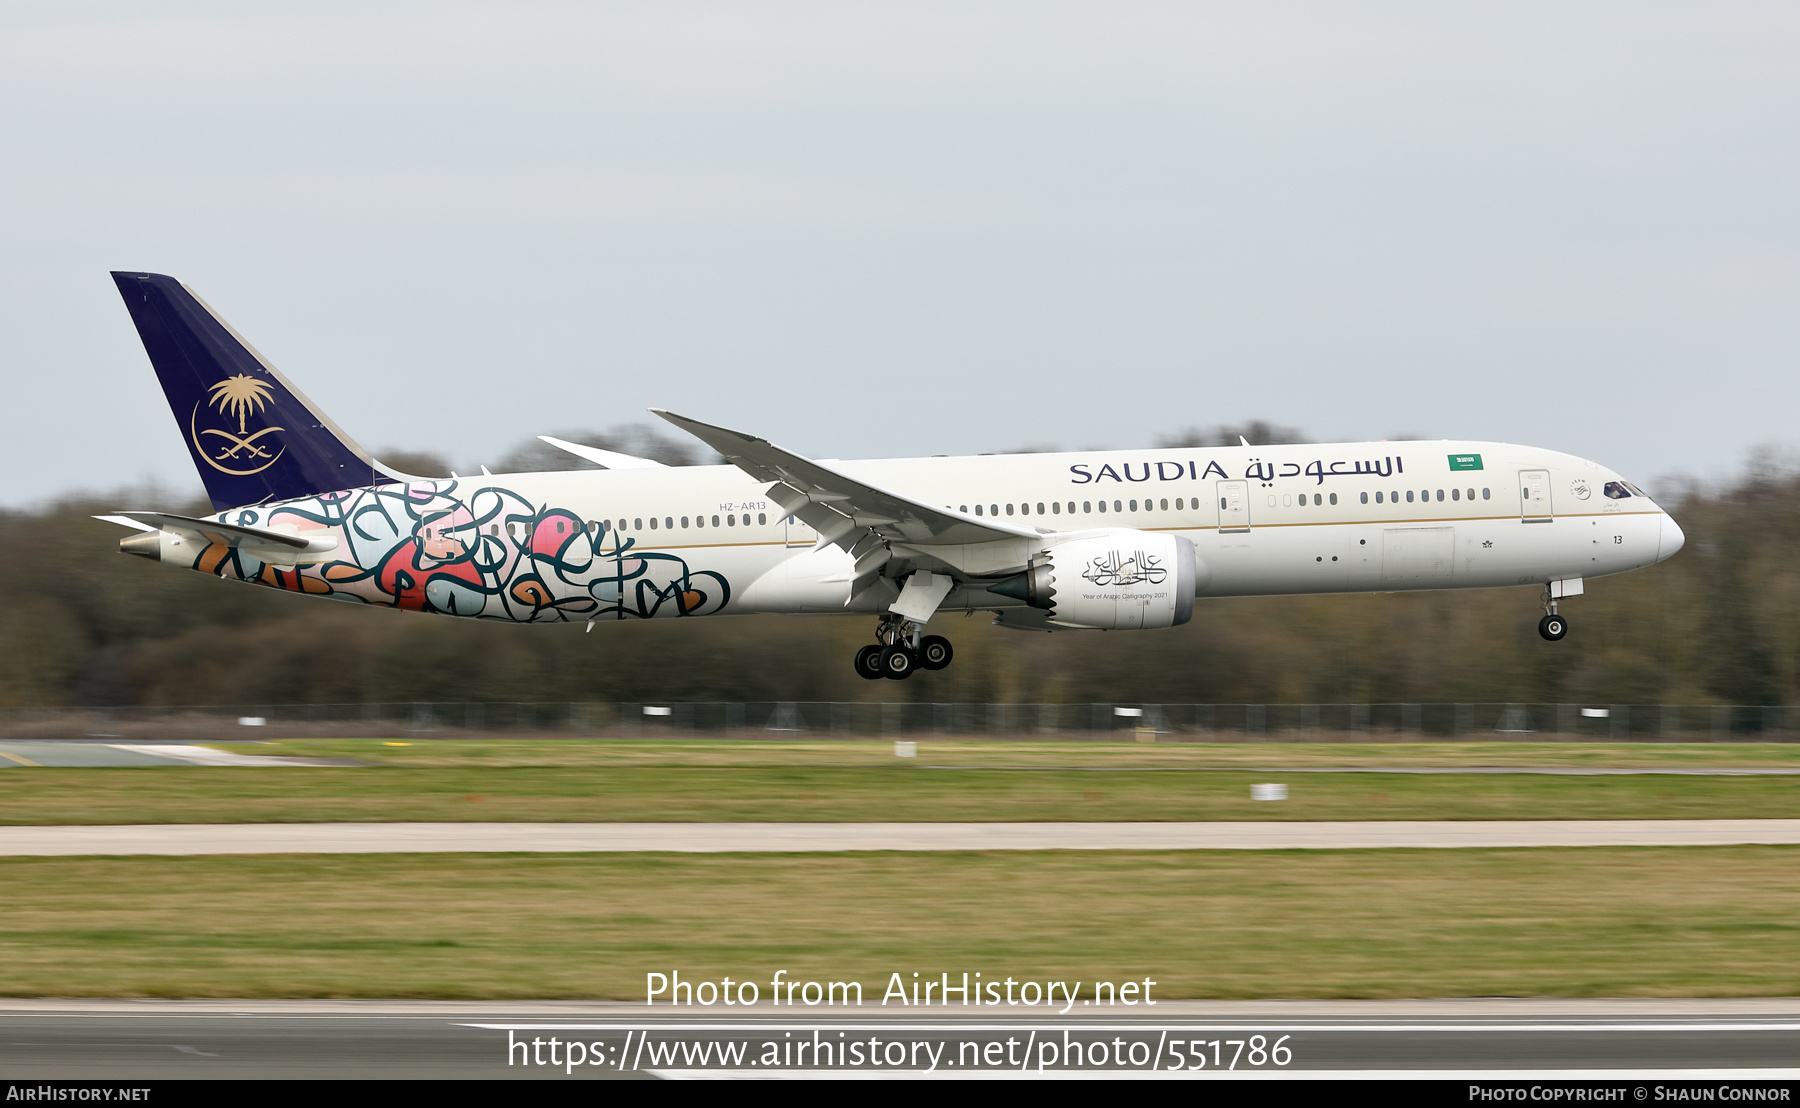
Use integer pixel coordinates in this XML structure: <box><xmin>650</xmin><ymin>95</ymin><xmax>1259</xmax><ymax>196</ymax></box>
<box><xmin>1052</xmin><ymin>502</ymin><xmax>1061</xmax><ymax>514</ymax></box>
<box><xmin>1113</xmin><ymin>500</ymin><xmax>1122</xmax><ymax>512</ymax></box>
<box><xmin>1406</xmin><ymin>491</ymin><xmax>1414</xmax><ymax>503</ymax></box>
<box><xmin>758</xmin><ymin>513</ymin><xmax>766</xmax><ymax>525</ymax></box>
<box><xmin>556</xmin><ymin>521</ymin><xmax>566</xmax><ymax>534</ymax></box>
<box><xmin>634</xmin><ymin>518</ymin><xmax>643</xmax><ymax>529</ymax></box>
<box><xmin>649</xmin><ymin>517</ymin><xmax>657</xmax><ymax>529</ymax></box>
<box><xmin>1160</xmin><ymin>498</ymin><xmax>1168</xmax><ymax>510</ymax></box>
<box><xmin>1374</xmin><ymin>491</ymin><xmax>1381</xmax><ymax>503</ymax></box>
<box><xmin>1129</xmin><ymin>500</ymin><xmax>1138</xmax><ymax>511</ymax></box>
<box><xmin>991</xmin><ymin>504</ymin><xmax>998</xmax><ymax>516</ymax></box>
<box><xmin>1068</xmin><ymin>502</ymin><xmax>1076</xmax><ymax>513</ymax></box>
<box><xmin>1483</xmin><ymin>488</ymin><xmax>1490</xmax><ymax>499</ymax></box>
<box><xmin>1467</xmin><ymin>489</ymin><xmax>1474</xmax><ymax>501</ymax></box>
<box><xmin>1098</xmin><ymin>501</ymin><xmax>1108</xmax><ymax>513</ymax></box>
<box><xmin>1083</xmin><ymin>501</ymin><xmax>1092</xmax><ymax>512</ymax></box>
<box><xmin>1006</xmin><ymin>504</ymin><xmax>1014</xmax><ymax>516</ymax></box>
<box><xmin>681</xmin><ymin>517</ymin><xmax>689</xmax><ymax>527</ymax></box>
<box><xmin>696</xmin><ymin>515</ymin><xmax>705</xmax><ymax>527</ymax></box>
<box><xmin>1314</xmin><ymin>494</ymin><xmax>1322</xmax><ymax>506</ymax></box>
<box><xmin>959</xmin><ymin>505</ymin><xmax>967</xmax><ymax>513</ymax></box>
<box><xmin>1329</xmin><ymin>493</ymin><xmax>1337</xmax><ymax>505</ymax></box>
<box><xmin>975</xmin><ymin>505</ymin><xmax>983</xmax><ymax>516</ymax></box>
<box><xmin>1361</xmin><ymin>492</ymin><xmax>1368</xmax><ymax>504</ymax></box>
<box><xmin>711</xmin><ymin>515</ymin><xmax>719</xmax><ymax>527</ymax></box>
<box><xmin>1436</xmin><ymin>489</ymin><xmax>1444</xmax><ymax>502</ymax></box>
<box><xmin>727</xmin><ymin>515</ymin><xmax>735</xmax><ymax>526</ymax></box>
<box><xmin>1452</xmin><ymin>488</ymin><xmax>1460</xmax><ymax>501</ymax></box>
<box><xmin>1175</xmin><ymin>498</ymin><xmax>1184</xmax><ymax>510</ymax></box>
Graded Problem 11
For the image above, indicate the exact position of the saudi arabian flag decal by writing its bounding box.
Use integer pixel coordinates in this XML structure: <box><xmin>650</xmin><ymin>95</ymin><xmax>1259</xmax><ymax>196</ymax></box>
<box><xmin>1448</xmin><ymin>454</ymin><xmax>1484</xmax><ymax>471</ymax></box>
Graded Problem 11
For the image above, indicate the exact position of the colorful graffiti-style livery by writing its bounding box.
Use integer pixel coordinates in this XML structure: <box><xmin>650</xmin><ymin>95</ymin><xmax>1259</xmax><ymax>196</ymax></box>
<box><xmin>195</xmin><ymin>481</ymin><xmax>730</xmax><ymax>623</ymax></box>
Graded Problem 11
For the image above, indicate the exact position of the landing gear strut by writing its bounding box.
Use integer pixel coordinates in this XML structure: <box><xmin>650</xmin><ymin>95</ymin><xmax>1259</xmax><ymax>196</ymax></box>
<box><xmin>1538</xmin><ymin>585</ymin><xmax>1569</xmax><ymax>641</ymax></box>
<box><xmin>851</xmin><ymin>616</ymin><xmax>953</xmax><ymax>680</ymax></box>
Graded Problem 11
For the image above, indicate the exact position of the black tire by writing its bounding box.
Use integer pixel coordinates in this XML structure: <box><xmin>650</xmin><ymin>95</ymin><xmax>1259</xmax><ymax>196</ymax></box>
<box><xmin>878</xmin><ymin>644</ymin><xmax>917</xmax><ymax>680</ymax></box>
<box><xmin>1538</xmin><ymin>614</ymin><xmax>1568</xmax><ymax>641</ymax></box>
<box><xmin>854</xmin><ymin>644</ymin><xmax>885</xmax><ymax>680</ymax></box>
<box><xmin>917</xmin><ymin>635</ymin><xmax>953</xmax><ymax>670</ymax></box>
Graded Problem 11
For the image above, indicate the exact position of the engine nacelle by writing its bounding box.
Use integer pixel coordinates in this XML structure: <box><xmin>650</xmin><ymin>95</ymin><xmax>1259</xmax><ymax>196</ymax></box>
<box><xmin>988</xmin><ymin>529</ymin><xmax>1198</xmax><ymax>630</ymax></box>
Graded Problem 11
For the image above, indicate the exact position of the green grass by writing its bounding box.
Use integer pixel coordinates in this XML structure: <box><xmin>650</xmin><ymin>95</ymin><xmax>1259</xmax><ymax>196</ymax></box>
<box><xmin>1</xmin><ymin>847</ymin><xmax>1797</xmax><ymax>999</ymax></box>
<box><xmin>1</xmin><ymin>740</ymin><xmax>1798</xmax><ymax>824</ymax></box>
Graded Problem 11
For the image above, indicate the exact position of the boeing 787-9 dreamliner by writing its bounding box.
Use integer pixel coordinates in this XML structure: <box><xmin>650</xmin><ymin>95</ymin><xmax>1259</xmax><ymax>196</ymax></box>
<box><xmin>98</xmin><ymin>272</ymin><xmax>1685</xmax><ymax>680</ymax></box>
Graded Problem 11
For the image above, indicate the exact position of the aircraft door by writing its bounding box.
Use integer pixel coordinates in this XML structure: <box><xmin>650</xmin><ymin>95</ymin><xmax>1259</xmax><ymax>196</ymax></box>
<box><xmin>1519</xmin><ymin>469</ymin><xmax>1553</xmax><ymax>523</ymax></box>
<box><xmin>1217</xmin><ymin>480</ymin><xmax>1250</xmax><ymax>533</ymax></box>
<box><xmin>784</xmin><ymin>512</ymin><xmax>816</xmax><ymax>548</ymax></box>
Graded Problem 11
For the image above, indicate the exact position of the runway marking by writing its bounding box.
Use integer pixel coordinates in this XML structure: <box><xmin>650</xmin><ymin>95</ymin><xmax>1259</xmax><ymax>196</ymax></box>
<box><xmin>0</xmin><ymin>752</ymin><xmax>39</xmax><ymax>767</ymax></box>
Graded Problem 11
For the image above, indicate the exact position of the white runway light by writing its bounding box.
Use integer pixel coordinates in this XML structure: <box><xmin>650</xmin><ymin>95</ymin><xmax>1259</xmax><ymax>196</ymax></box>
<box><xmin>1252</xmin><ymin>783</ymin><xmax>1288</xmax><ymax>802</ymax></box>
<box><xmin>894</xmin><ymin>741</ymin><xmax>917</xmax><ymax>758</ymax></box>
<box><xmin>236</xmin><ymin>717</ymin><xmax>265</xmax><ymax>727</ymax></box>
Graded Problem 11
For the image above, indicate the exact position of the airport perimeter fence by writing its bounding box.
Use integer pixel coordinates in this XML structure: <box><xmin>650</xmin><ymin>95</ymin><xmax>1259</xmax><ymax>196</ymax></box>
<box><xmin>2</xmin><ymin>702</ymin><xmax>1800</xmax><ymax>742</ymax></box>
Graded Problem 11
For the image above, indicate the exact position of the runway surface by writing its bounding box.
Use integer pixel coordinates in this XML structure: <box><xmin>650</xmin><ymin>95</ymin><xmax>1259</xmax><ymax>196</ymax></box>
<box><xmin>0</xmin><ymin>742</ymin><xmax>357</xmax><ymax>768</ymax></box>
<box><xmin>0</xmin><ymin>999</ymin><xmax>1796</xmax><ymax>1079</ymax></box>
<box><xmin>1</xmin><ymin>819</ymin><xmax>1799</xmax><ymax>854</ymax></box>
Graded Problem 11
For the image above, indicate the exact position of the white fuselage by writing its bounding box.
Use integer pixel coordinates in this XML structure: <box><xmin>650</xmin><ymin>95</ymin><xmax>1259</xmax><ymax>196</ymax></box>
<box><xmin>174</xmin><ymin>438</ymin><xmax>1681</xmax><ymax>626</ymax></box>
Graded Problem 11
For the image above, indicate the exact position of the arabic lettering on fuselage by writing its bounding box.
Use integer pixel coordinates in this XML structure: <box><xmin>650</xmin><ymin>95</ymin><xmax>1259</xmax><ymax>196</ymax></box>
<box><xmin>1068</xmin><ymin>455</ymin><xmax>1403</xmax><ymax>486</ymax></box>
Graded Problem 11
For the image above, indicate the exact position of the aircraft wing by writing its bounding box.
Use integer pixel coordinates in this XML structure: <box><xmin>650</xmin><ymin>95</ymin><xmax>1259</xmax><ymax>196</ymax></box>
<box><xmin>536</xmin><ymin>435</ymin><xmax>669</xmax><ymax>470</ymax></box>
<box><xmin>652</xmin><ymin>410</ymin><xmax>1038</xmax><ymax>598</ymax></box>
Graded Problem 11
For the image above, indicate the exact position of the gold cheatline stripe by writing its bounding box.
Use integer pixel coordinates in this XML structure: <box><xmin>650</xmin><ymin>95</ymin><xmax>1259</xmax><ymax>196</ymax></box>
<box><xmin>610</xmin><ymin>509</ymin><xmax>1661</xmax><ymax>547</ymax></box>
<box><xmin>0</xmin><ymin>751</ymin><xmax>40</xmax><ymax>767</ymax></box>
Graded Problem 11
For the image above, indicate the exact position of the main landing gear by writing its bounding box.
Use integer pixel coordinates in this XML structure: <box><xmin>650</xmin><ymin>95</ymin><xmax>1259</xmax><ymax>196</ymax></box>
<box><xmin>1538</xmin><ymin>585</ymin><xmax>1569</xmax><ymax>641</ymax></box>
<box><xmin>854</xmin><ymin>616</ymin><xmax>954</xmax><ymax>680</ymax></box>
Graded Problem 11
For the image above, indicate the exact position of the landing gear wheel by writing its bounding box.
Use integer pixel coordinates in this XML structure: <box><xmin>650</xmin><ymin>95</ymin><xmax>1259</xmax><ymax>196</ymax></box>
<box><xmin>1538</xmin><ymin>614</ymin><xmax>1568</xmax><ymax>641</ymax></box>
<box><xmin>878</xmin><ymin>644</ymin><xmax>917</xmax><ymax>680</ymax></box>
<box><xmin>854</xmin><ymin>644</ymin><xmax>885</xmax><ymax>680</ymax></box>
<box><xmin>917</xmin><ymin>635</ymin><xmax>954</xmax><ymax>671</ymax></box>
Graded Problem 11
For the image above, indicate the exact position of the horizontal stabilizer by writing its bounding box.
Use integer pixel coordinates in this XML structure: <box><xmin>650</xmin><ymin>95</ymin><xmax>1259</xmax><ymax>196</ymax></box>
<box><xmin>106</xmin><ymin>511</ymin><xmax>338</xmax><ymax>553</ymax></box>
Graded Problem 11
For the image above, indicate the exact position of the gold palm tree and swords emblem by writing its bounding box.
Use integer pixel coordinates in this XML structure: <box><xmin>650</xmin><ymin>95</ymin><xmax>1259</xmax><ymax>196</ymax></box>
<box><xmin>188</xmin><ymin>374</ymin><xmax>287</xmax><ymax>475</ymax></box>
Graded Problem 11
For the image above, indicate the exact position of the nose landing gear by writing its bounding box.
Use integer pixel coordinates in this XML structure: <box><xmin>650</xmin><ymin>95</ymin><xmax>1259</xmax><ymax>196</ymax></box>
<box><xmin>1538</xmin><ymin>584</ymin><xmax>1569</xmax><ymax>641</ymax></box>
<box><xmin>852</xmin><ymin>617</ymin><xmax>953</xmax><ymax>680</ymax></box>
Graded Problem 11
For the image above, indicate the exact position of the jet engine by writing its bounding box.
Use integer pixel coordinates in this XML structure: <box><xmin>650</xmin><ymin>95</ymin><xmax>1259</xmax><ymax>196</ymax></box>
<box><xmin>986</xmin><ymin>529</ymin><xmax>1199</xmax><ymax>630</ymax></box>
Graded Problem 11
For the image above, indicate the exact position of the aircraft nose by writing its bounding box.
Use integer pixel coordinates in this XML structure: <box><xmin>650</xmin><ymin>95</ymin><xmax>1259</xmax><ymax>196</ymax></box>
<box><xmin>1657</xmin><ymin>513</ymin><xmax>1686</xmax><ymax>562</ymax></box>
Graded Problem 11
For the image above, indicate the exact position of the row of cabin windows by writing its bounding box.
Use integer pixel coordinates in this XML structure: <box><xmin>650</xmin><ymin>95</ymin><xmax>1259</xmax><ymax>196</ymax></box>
<box><xmin>961</xmin><ymin>498</ymin><xmax>1195</xmax><ymax>516</ymax></box>
<box><xmin>605</xmin><ymin>512</ymin><xmax>768</xmax><ymax>533</ymax></box>
<box><xmin>494</xmin><ymin>513</ymin><xmax>771</xmax><ymax>541</ymax></box>
<box><xmin>956</xmin><ymin>490</ymin><xmax>1498</xmax><ymax>517</ymax></box>
<box><xmin>1358</xmin><ymin>488</ymin><xmax>1490</xmax><ymax>505</ymax></box>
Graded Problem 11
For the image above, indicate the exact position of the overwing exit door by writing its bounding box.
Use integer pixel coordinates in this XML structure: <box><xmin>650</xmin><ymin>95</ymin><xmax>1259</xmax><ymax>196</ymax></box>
<box><xmin>1217</xmin><ymin>480</ymin><xmax>1250</xmax><ymax>533</ymax></box>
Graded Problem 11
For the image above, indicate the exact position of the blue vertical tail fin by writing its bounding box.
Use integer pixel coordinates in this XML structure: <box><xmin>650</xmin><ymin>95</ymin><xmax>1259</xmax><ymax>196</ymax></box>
<box><xmin>111</xmin><ymin>271</ymin><xmax>403</xmax><ymax>511</ymax></box>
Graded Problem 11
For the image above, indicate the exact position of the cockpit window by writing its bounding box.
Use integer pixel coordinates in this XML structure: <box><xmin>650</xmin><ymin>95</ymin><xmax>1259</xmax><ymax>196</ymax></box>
<box><xmin>1624</xmin><ymin>482</ymin><xmax>1649</xmax><ymax>498</ymax></box>
<box><xmin>1603</xmin><ymin>481</ymin><xmax>1632</xmax><ymax>499</ymax></box>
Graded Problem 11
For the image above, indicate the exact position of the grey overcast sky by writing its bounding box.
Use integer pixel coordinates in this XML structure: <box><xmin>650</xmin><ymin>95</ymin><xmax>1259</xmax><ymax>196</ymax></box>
<box><xmin>2</xmin><ymin>2</ymin><xmax>1796</xmax><ymax>506</ymax></box>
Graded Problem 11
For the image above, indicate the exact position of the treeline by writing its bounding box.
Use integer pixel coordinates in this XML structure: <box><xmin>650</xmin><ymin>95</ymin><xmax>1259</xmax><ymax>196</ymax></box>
<box><xmin>1</xmin><ymin>432</ymin><xmax>1794</xmax><ymax>707</ymax></box>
